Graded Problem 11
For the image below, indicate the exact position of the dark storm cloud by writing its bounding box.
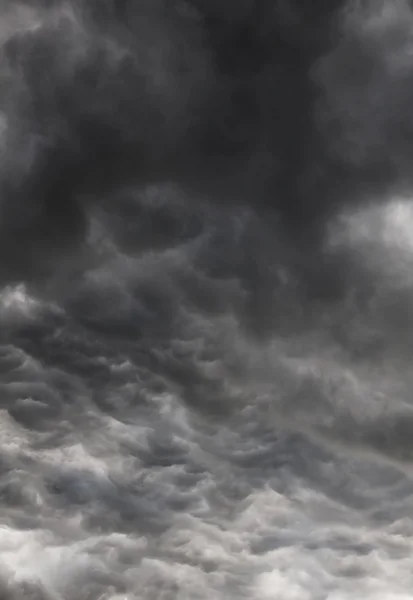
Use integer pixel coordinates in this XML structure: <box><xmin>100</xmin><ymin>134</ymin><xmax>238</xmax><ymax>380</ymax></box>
<box><xmin>1</xmin><ymin>0</ymin><xmax>413</xmax><ymax>456</ymax></box>
<box><xmin>4</xmin><ymin>4</ymin><xmax>413</xmax><ymax>599</ymax></box>
<box><xmin>2</xmin><ymin>0</ymin><xmax>413</xmax><ymax>289</ymax></box>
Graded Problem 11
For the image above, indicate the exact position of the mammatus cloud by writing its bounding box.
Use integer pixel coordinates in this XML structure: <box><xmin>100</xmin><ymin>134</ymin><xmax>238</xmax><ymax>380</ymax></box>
<box><xmin>1</xmin><ymin>2</ymin><xmax>413</xmax><ymax>599</ymax></box>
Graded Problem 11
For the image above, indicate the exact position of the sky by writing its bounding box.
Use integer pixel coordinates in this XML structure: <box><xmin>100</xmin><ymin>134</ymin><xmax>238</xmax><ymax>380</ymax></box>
<box><xmin>1</xmin><ymin>1</ymin><xmax>413</xmax><ymax>598</ymax></box>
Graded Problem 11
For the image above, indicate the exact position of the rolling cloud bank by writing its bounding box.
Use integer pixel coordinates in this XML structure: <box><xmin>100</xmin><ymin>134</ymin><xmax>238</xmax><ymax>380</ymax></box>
<box><xmin>2</xmin><ymin>1</ymin><xmax>413</xmax><ymax>598</ymax></box>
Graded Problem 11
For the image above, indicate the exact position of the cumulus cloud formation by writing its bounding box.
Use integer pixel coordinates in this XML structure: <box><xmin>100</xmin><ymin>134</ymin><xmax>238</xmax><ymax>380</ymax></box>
<box><xmin>2</xmin><ymin>1</ymin><xmax>413</xmax><ymax>599</ymax></box>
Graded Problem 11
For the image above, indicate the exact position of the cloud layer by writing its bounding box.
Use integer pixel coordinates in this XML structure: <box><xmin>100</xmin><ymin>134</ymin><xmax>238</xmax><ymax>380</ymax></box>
<box><xmin>1</xmin><ymin>2</ymin><xmax>413</xmax><ymax>599</ymax></box>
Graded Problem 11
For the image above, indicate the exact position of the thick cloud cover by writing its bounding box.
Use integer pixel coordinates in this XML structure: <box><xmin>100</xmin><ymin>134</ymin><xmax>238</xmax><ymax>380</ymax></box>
<box><xmin>2</xmin><ymin>1</ymin><xmax>413</xmax><ymax>598</ymax></box>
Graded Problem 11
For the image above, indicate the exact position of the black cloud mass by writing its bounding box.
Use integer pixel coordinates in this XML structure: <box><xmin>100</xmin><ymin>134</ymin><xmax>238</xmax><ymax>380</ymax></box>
<box><xmin>2</xmin><ymin>0</ymin><xmax>412</xmax><ymax>284</ymax></box>
<box><xmin>2</xmin><ymin>1</ymin><xmax>413</xmax><ymax>598</ymax></box>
